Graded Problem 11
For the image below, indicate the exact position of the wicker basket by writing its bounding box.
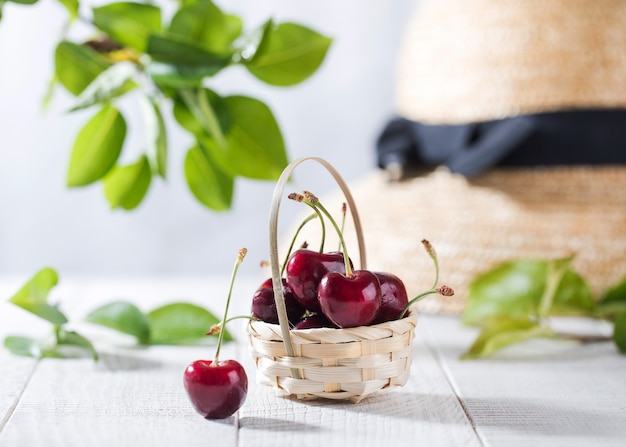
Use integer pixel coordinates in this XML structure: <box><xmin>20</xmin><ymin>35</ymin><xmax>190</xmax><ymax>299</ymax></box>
<box><xmin>246</xmin><ymin>157</ymin><xmax>418</xmax><ymax>402</ymax></box>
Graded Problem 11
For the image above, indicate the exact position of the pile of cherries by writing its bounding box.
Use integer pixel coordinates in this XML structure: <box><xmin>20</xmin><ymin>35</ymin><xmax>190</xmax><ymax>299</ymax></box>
<box><xmin>252</xmin><ymin>191</ymin><xmax>453</xmax><ymax>329</ymax></box>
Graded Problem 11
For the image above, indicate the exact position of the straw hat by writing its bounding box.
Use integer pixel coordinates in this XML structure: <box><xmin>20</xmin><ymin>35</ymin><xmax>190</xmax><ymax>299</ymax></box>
<box><xmin>396</xmin><ymin>0</ymin><xmax>626</xmax><ymax>124</ymax></box>
<box><xmin>290</xmin><ymin>166</ymin><xmax>626</xmax><ymax>314</ymax></box>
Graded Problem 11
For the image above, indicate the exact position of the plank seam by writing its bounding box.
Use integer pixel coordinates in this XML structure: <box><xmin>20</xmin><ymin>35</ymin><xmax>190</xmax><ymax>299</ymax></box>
<box><xmin>0</xmin><ymin>359</ymin><xmax>40</xmax><ymax>434</ymax></box>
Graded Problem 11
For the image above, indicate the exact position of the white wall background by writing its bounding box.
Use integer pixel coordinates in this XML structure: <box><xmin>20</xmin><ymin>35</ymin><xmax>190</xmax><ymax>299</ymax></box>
<box><xmin>0</xmin><ymin>0</ymin><xmax>416</xmax><ymax>280</ymax></box>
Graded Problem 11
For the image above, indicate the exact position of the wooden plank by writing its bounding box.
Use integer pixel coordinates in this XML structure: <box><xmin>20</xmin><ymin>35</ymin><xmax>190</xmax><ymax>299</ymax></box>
<box><xmin>421</xmin><ymin>314</ymin><xmax>626</xmax><ymax>447</ymax></box>
<box><xmin>238</xmin><ymin>321</ymin><xmax>482</xmax><ymax>447</ymax></box>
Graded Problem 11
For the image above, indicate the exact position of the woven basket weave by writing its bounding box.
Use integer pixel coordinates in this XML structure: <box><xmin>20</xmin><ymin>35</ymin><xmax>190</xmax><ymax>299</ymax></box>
<box><xmin>396</xmin><ymin>0</ymin><xmax>626</xmax><ymax>124</ymax></box>
<box><xmin>247</xmin><ymin>157</ymin><xmax>418</xmax><ymax>402</ymax></box>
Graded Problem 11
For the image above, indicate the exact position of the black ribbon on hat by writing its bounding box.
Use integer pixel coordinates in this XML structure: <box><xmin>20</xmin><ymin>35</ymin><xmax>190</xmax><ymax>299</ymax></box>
<box><xmin>376</xmin><ymin>109</ymin><xmax>626</xmax><ymax>179</ymax></box>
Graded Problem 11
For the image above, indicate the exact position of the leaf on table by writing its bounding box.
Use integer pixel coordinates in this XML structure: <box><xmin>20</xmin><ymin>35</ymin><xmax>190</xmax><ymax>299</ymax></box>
<box><xmin>8</xmin><ymin>267</ymin><xmax>67</xmax><ymax>325</ymax></box>
<box><xmin>103</xmin><ymin>155</ymin><xmax>152</xmax><ymax>210</ymax></box>
<box><xmin>66</xmin><ymin>104</ymin><xmax>126</xmax><ymax>187</ymax></box>
<box><xmin>139</xmin><ymin>95</ymin><xmax>168</xmax><ymax>178</ymax></box>
<box><xmin>184</xmin><ymin>144</ymin><xmax>234</xmax><ymax>211</ymax></box>
<box><xmin>597</xmin><ymin>277</ymin><xmax>626</xmax><ymax>321</ymax></box>
<box><xmin>55</xmin><ymin>330</ymin><xmax>99</xmax><ymax>361</ymax></box>
<box><xmin>147</xmin><ymin>302</ymin><xmax>232</xmax><ymax>345</ymax></box>
<box><xmin>86</xmin><ymin>300</ymin><xmax>151</xmax><ymax>344</ymax></box>
<box><xmin>69</xmin><ymin>61</ymin><xmax>137</xmax><ymax>112</ymax></box>
<box><xmin>613</xmin><ymin>311</ymin><xmax>626</xmax><ymax>354</ymax></box>
<box><xmin>462</xmin><ymin>258</ymin><xmax>594</xmax><ymax>326</ymax></box>
<box><xmin>92</xmin><ymin>2</ymin><xmax>162</xmax><ymax>52</ymax></box>
<box><xmin>4</xmin><ymin>336</ymin><xmax>41</xmax><ymax>358</ymax></box>
<box><xmin>55</xmin><ymin>41</ymin><xmax>111</xmax><ymax>96</ymax></box>
<box><xmin>461</xmin><ymin>317</ymin><xmax>555</xmax><ymax>360</ymax></box>
<box><xmin>169</xmin><ymin>0</ymin><xmax>238</xmax><ymax>53</ymax></box>
<box><xmin>244</xmin><ymin>22</ymin><xmax>332</xmax><ymax>86</ymax></box>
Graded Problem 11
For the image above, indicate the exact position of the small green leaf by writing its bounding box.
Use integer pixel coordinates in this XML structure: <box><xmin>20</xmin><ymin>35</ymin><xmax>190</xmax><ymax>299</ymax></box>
<box><xmin>146</xmin><ymin>33</ymin><xmax>232</xmax><ymax>67</ymax></box>
<box><xmin>55</xmin><ymin>41</ymin><xmax>111</xmax><ymax>96</ymax></box>
<box><xmin>92</xmin><ymin>2</ymin><xmax>162</xmax><ymax>52</ymax></box>
<box><xmin>69</xmin><ymin>61</ymin><xmax>137</xmax><ymax>112</ymax></box>
<box><xmin>57</xmin><ymin>0</ymin><xmax>79</xmax><ymax>20</ymax></box>
<box><xmin>86</xmin><ymin>301</ymin><xmax>150</xmax><ymax>344</ymax></box>
<box><xmin>6</xmin><ymin>0</ymin><xmax>39</xmax><ymax>4</ymax></box>
<box><xmin>66</xmin><ymin>105</ymin><xmax>126</xmax><ymax>187</ymax></box>
<box><xmin>462</xmin><ymin>318</ymin><xmax>555</xmax><ymax>360</ymax></box>
<box><xmin>203</xmin><ymin>95</ymin><xmax>289</xmax><ymax>180</ymax></box>
<box><xmin>169</xmin><ymin>0</ymin><xmax>233</xmax><ymax>53</ymax></box>
<box><xmin>184</xmin><ymin>144</ymin><xmax>234</xmax><ymax>211</ymax></box>
<box><xmin>4</xmin><ymin>336</ymin><xmax>41</xmax><ymax>358</ymax></box>
<box><xmin>244</xmin><ymin>22</ymin><xmax>332</xmax><ymax>86</ymax></box>
<box><xmin>147</xmin><ymin>302</ymin><xmax>232</xmax><ymax>345</ymax></box>
<box><xmin>614</xmin><ymin>311</ymin><xmax>626</xmax><ymax>354</ymax></box>
<box><xmin>597</xmin><ymin>277</ymin><xmax>626</xmax><ymax>320</ymax></box>
<box><xmin>103</xmin><ymin>155</ymin><xmax>152</xmax><ymax>210</ymax></box>
<box><xmin>55</xmin><ymin>330</ymin><xmax>98</xmax><ymax>361</ymax></box>
<box><xmin>139</xmin><ymin>96</ymin><xmax>167</xmax><ymax>178</ymax></box>
<box><xmin>463</xmin><ymin>258</ymin><xmax>595</xmax><ymax>326</ymax></box>
<box><xmin>8</xmin><ymin>268</ymin><xmax>67</xmax><ymax>325</ymax></box>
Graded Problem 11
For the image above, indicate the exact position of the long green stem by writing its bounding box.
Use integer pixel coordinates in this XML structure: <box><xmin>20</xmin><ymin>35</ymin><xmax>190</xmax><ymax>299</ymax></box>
<box><xmin>309</xmin><ymin>199</ymin><xmax>352</xmax><ymax>277</ymax></box>
<box><xmin>281</xmin><ymin>212</ymin><xmax>318</xmax><ymax>276</ymax></box>
<box><xmin>213</xmin><ymin>248</ymin><xmax>246</xmax><ymax>365</ymax></box>
<box><xmin>400</xmin><ymin>289</ymin><xmax>439</xmax><ymax>318</ymax></box>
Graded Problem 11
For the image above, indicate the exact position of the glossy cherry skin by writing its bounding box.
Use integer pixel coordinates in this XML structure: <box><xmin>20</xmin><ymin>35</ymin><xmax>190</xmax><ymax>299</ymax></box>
<box><xmin>183</xmin><ymin>359</ymin><xmax>248</xmax><ymax>419</ymax></box>
<box><xmin>285</xmin><ymin>249</ymin><xmax>350</xmax><ymax>312</ymax></box>
<box><xmin>371</xmin><ymin>272</ymin><xmax>409</xmax><ymax>324</ymax></box>
<box><xmin>293</xmin><ymin>313</ymin><xmax>337</xmax><ymax>330</ymax></box>
<box><xmin>318</xmin><ymin>270</ymin><xmax>382</xmax><ymax>328</ymax></box>
<box><xmin>251</xmin><ymin>278</ymin><xmax>305</xmax><ymax>324</ymax></box>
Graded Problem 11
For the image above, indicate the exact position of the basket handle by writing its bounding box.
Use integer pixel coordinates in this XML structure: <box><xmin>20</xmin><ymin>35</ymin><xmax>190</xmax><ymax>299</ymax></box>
<box><xmin>269</xmin><ymin>157</ymin><xmax>367</xmax><ymax>367</ymax></box>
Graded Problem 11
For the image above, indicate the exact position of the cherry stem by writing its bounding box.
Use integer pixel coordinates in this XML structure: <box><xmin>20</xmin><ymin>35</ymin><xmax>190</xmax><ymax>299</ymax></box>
<box><xmin>400</xmin><ymin>289</ymin><xmax>439</xmax><ymax>318</ymax></box>
<box><xmin>338</xmin><ymin>202</ymin><xmax>347</xmax><ymax>252</ymax></box>
<box><xmin>421</xmin><ymin>239</ymin><xmax>439</xmax><ymax>289</ymax></box>
<box><xmin>281</xmin><ymin>212</ymin><xmax>318</xmax><ymax>276</ymax></box>
<box><xmin>306</xmin><ymin>196</ymin><xmax>353</xmax><ymax>277</ymax></box>
<box><xmin>213</xmin><ymin>248</ymin><xmax>246</xmax><ymax>365</ymax></box>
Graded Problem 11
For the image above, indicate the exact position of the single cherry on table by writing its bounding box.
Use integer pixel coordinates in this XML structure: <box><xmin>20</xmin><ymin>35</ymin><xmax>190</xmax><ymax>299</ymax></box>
<box><xmin>183</xmin><ymin>248</ymin><xmax>249</xmax><ymax>420</ymax></box>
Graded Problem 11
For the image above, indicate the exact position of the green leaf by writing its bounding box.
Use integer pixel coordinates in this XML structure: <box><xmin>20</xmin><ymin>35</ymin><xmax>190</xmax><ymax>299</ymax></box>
<box><xmin>169</xmin><ymin>0</ymin><xmax>233</xmax><ymax>53</ymax></box>
<box><xmin>57</xmin><ymin>0</ymin><xmax>79</xmax><ymax>20</ymax></box>
<box><xmin>614</xmin><ymin>311</ymin><xmax>626</xmax><ymax>354</ymax></box>
<box><xmin>4</xmin><ymin>336</ymin><xmax>41</xmax><ymax>358</ymax></box>
<box><xmin>462</xmin><ymin>258</ymin><xmax>595</xmax><ymax>326</ymax></box>
<box><xmin>92</xmin><ymin>2</ymin><xmax>162</xmax><ymax>52</ymax></box>
<box><xmin>8</xmin><ymin>268</ymin><xmax>67</xmax><ymax>325</ymax></box>
<box><xmin>146</xmin><ymin>33</ymin><xmax>232</xmax><ymax>67</ymax></box>
<box><xmin>139</xmin><ymin>96</ymin><xmax>167</xmax><ymax>178</ymax></box>
<box><xmin>69</xmin><ymin>61</ymin><xmax>137</xmax><ymax>111</ymax></box>
<box><xmin>66</xmin><ymin>105</ymin><xmax>126</xmax><ymax>187</ymax></box>
<box><xmin>147</xmin><ymin>302</ymin><xmax>232</xmax><ymax>345</ymax></box>
<box><xmin>461</xmin><ymin>317</ymin><xmax>555</xmax><ymax>360</ymax></box>
<box><xmin>597</xmin><ymin>277</ymin><xmax>626</xmax><ymax>320</ymax></box>
<box><xmin>55</xmin><ymin>41</ymin><xmax>111</xmax><ymax>96</ymax></box>
<box><xmin>203</xmin><ymin>95</ymin><xmax>289</xmax><ymax>180</ymax></box>
<box><xmin>184</xmin><ymin>144</ymin><xmax>234</xmax><ymax>211</ymax></box>
<box><xmin>55</xmin><ymin>330</ymin><xmax>98</xmax><ymax>361</ymax></box>
<box><xmin>6</xmin><ymin>0</ymin><xmax>39</xmax><ymax>4</ymax></box>
<box><xmin>86</xmin><ymin>301</ymin><xmax>150</xmax><ymax>344</ymax></box>
<box><xmin>103</xmin><ymin>155</ymin><xmax>152</xmax><ymax>210</ymax></box>
<box><xmin>244</xmin><ymin>22</ymin><xmax>332</xmax><ymax>86</ymax></box>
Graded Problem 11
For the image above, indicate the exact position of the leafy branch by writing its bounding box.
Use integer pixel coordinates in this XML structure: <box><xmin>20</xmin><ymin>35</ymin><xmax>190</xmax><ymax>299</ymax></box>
<box><xmin>4</xmin><ymin>267</ymin><xmax>232</xmax><ymax>360</ymax></box>
<box><xmin>0</xmin><ymin>0</ymin><xmax>331</xmax><ymax>211</ymax></box>
<box><xmin>461</xmin><ymin>256</ymin><xmax>626</xmax><ymax>359</ymax></box>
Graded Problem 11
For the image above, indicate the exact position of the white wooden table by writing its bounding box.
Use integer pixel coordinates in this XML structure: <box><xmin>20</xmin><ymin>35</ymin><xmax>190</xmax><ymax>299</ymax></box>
<box><xmin>1</xmin><ymin>277</ymin><xmax>625</xmax><ymax>447</ymax></box>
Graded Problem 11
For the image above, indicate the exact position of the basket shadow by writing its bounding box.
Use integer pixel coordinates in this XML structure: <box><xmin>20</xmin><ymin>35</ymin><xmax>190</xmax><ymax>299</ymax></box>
<box><xmin>239</xmin><ymin>416</ymin><xmax>320</xmax><ymax>432</ymax></box>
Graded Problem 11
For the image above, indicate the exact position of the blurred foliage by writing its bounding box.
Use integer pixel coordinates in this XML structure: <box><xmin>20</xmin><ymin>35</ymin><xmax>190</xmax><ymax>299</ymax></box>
<box><xmin>0</xmin><ymin>0</ymin><xmax>331</xmax><ymax>210</ymax></box>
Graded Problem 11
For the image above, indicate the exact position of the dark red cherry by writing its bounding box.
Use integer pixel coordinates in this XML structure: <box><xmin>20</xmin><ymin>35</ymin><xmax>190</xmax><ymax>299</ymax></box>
<box><xmin>371</xmin><ymin>272</ymin><xmax>409</xmax><ymax>324</ymax></box>
<box><xmin>293</xmin><ymin>313</ymin><xmax>337</xmax><ymax>330</ymax></box>
<box><xmin>285</xmin><ymin>249</ymin><xmax>350</xmax><ymax>312</ymax></box>
<box><xmin>183</xmin><ymin>359</ymin><xmax>248</xmax><ymax>419</ymax></box>
<box><xmin>317</xmin><ymin>270</ymin><xmax>382</xmax><ymax>328</ymax></box>
<box><xmin>251</xmin><ymin>278</ymin><xmax>305</xmax><ymax>324</ymax></box>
